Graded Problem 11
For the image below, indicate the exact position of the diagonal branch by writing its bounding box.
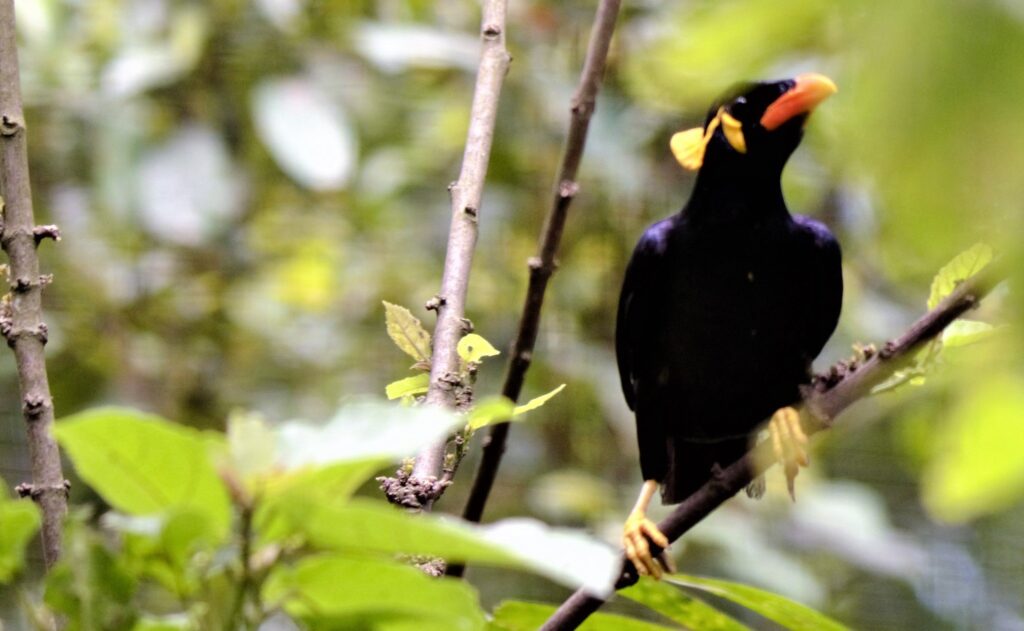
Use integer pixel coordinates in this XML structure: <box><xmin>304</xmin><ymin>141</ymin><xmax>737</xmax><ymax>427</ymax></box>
<box><xmin>457</xmin><ymin>0</ymin><xmax>623</xmax><ymax>531</ymax></box>
<box><xmin>540</xmin><ymin>266</ymin><xmax>1005</xmax><ymax>630</ymax></box>
<box><xmin>0</xmin><ymin>0</ymin><xmax>68</xmax><ymax>568</ymax></box>
<box><xmin>409</xmin><ymin>0</ymin><xmax>512</xmax><ymax>498</ymax></box>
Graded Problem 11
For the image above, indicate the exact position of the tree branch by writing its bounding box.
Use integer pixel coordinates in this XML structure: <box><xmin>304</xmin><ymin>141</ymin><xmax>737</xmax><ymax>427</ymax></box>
<box><xmin>410</xmin><ymin>0</ymin><xmax>512</xmax><ymax>497</ymax></box>
<box><xmin>0</xmin><ymin>0</ymin><xmax>67</xmax><ymax>569</ymax></box>
<box><xmin>457</xmin><ymin>0</ymin><xmax>622</xmax><ymax>532</ymax></box>
<box><xmin>540</xmin><ymin>266</ymin><xmax>1004</xmax><ymax>630</ymax></box>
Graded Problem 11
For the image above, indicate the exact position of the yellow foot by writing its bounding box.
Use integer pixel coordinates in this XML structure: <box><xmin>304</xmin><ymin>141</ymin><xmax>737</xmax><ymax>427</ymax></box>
<box><xmin>622</xmin><ymin>510</ymin><xmax>672</xmax><ymax>579</ymax></box>
<box><xmin>769</xmin><ymin>406</ymin><xmax>809</xmax><ymax>500</ymax></box>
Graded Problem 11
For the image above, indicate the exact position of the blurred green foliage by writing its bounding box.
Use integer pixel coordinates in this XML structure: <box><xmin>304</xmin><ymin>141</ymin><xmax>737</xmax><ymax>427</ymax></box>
<box><xmin>0</xmin><ymin>0</ymin><xmax>1021</xmax><ymax>628</ymax></box>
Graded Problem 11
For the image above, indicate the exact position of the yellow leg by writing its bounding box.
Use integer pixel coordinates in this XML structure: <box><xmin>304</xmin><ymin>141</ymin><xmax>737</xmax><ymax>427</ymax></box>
<box><xmin>622</xmin><ymin>480</ymin><xmax>673</xmax><ymax>579</ymax></box>
<box><xmin>769</xmin><ymin>406</ymin><xmax>809</xmax><ymax>500</ymax></box>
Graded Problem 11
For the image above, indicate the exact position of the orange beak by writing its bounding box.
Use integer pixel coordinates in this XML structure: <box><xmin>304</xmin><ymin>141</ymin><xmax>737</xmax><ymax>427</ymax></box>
<box><xmin>759</xmin><ymin>73</ymin><xmax>838</xmax><ymax>131</ymax></box>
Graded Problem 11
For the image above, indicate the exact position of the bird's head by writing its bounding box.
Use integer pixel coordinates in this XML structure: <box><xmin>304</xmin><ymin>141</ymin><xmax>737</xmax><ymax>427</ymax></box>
<box><xmin>671</xmin><ymin>73</ymin><xmax>837</xmax><ymax>177</ymax></box>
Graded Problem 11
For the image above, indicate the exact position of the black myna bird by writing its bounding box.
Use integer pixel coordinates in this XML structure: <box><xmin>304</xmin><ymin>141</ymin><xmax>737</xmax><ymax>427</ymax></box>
<box><xmin>616</xmin><ymin>73</ymin><xmax>843</xmax><ymax>577</ymax></box>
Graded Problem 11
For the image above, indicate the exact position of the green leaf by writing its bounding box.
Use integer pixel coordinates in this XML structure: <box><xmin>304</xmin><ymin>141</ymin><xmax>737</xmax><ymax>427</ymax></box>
<box><xmin>667</xmin><ymin>574</ymin><xmax>851</xmax><ymax>631</ymax></box>
<box><xmin>276</xmin><ymin>401</ymin><xmax>463</xmax><ymax>469</ymax></box>
<box><xmin>513</xmin><ymin>384</ymin><xmax>566</xmax><ymax>416</ymax></box>
<box><xmin>467</xmin><ymin>396</ymin><xmax>515</xmax><ymax>430</ymax></box>
<box><xmin>457</xmin><ymin>333</ymin><xmax>500</xmax><ymax>363</ymax></box>
<box><xmin>491</xmin><ymin>601</ymin><xmax>675</xmax><ymax>631</ymax></box>
<box><xmin>941</xmin><ymin>319</ymin><xmax>997</xmax><ymax>348</ymax></box>
<box><xmin>385</xmin><ymin>373</ymin><xmax>430</xmax><ymax>400</ymax></box>
<box><xmin>262</xmin><ymin>497</ymin><xmax>621</xmax><ymax>596</ymax></box>
<box><xmin>620</xmin><ymin>578</ymin><xmax>750</xmax><ymax>631</ymax></box>
<box><xmin>0</xmin><ymin>492</ymin><xmax>41</xmax><ymax>583</ymax></box>
<box><xmin>263</xmin><ymin>497</ymin><xmax>518</xmax><ymax>564</ymax></box>
<box><xmin>262</xmin><ymin>555</ymin><xmax>486</xmax><ymax>630</ymax></box>
<box><xmin>383</xmin><ymin>301</ymin><xmax>432</xmax><ymax>362</ymax></box>
<box><xmin>923</xmin><ymin>375</ymin><xmax>1024</xmax><ymax>522</ymax></box>
<box><xmin>927</xmin><ymin>242</ymin><xmax>993</xmax><ymax>309</ymax></box>
<box><xmin>54</xmin><ymin>407</ymin><xmax>231</xmax><ymax>539</ymax></box>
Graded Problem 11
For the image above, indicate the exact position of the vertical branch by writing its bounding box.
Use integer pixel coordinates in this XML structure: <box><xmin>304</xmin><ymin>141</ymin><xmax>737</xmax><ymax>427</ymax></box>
<box><xmin>411</xmin><ymin>0</ymin><xmax>512</xmax><ymax>488</ymax></box>
<box><xmin>0</xmin><ymin>0</ymin><xmax>67</xmax><ymax>568</ymax></box>
<box><xmin>459</xmin><ymin>0</ymin><xmax>622</xmax><ymax>526</ymax></box>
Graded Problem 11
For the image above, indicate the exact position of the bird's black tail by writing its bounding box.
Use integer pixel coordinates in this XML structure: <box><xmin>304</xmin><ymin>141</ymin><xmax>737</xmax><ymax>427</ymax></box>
<box><xmin>661</xmin><ymin>436</ymin><xmax>751</xmax><ymax>504</ymax></box>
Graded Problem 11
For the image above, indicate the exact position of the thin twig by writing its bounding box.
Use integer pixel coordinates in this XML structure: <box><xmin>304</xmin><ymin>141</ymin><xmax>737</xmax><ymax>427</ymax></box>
<box><xmin>409</xmin><ymin>0</ymin><xmax>512</xmax><ymax>499</ymax></box>
<box><xmin>540</xmin><ymin>267</ymin><xmax>1004</xmax><ymax>630</ymax></box>
<box><xmin>0</xmin><ymin>0</ymin><xmax>67</xmax><ymax>569</ymax></box>
<box><xmin>457</xmin><ymin>0</ymin><xmax>622</xmax><ymax>532</ymax></box>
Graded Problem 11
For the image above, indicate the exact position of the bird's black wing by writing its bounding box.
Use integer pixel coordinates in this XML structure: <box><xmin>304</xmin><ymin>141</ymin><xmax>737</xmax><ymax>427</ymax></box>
<box><xmin>793</xmin><ymin>215</ymin><xmax>843</xmax><ymax>361</ymax></box>
<box><xmin>616</xmin><ymin>219</ymin><xmax>673</xmax><ymax>411</ymax></box>
<box><xmin>616</xmin><ymin>219</ymin><xmax>675</xmax><ymax>482</ymax></box>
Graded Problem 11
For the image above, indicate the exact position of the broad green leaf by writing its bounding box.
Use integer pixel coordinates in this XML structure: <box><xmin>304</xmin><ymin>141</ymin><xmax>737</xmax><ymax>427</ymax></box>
<box><xmin>258</xmin><ymin>459</ymin><xmax>386</xmax><ymax>544</ymax></box>
<box><xmin>0</xmin><ymin>493</ymin><xmax>41</xmax><ymax>583</ymax></box>
<box><xmin>667</xmin><ymin>574</ymin><xmax>851</xmax><ymax>631</ymax></box>
<box><xmin>385</xmin><ymin>373</ymin><xmax>430</xmax><ymax>400</ymax></box>
<box><xmin>54</xmin><ymin>407</ymin><xmax>231</xmax><ymax>539</ymax></box>
<box><xmin>263</xmin><ymin>497</ymin><xmax>621</xmax><ymax>596</ymax></box>
<box><xmin>491</xmin><ymin>601</ymin><xmax>675</xmax><ymax>631</ymax></box>
<box><xmin>263</xmin><ymin>555</ymin><xmax>485</xmax><ymax>630</ymax></box>
<box><xmin>941</xmin><ymin>319</ymin><xmax>997</xmax><ymax>348</ymax></box>
<box><xmin>263</xmin><ymin>497</ymin><xmax>518</xmax><ymax>564</ymax></box>
<box><xmin>457</xmin><ymin>333</ymin><xmax>500</xmax><ymax>363</ymax></box>
<box><xmin>264</xmin><ymin>458</ymin><xmax>385</xmax><ymax>504</ymax></box>
<box><xmin>923</xmin><ymin>375</ymin><xmax>1024</xmax><ymax>521</ymax></box>
<box><xmin>927</xmin><ymin>243</ymin><xmax>993</xmax><ymax>309</ymax></box>
<box><xmin>227</xmin><ymin>410</ymin><xmax>278</xmax><ymax>481</ymax></box>
<box><xmin>514</xmin><ymin>384</ymin><xmax>566</xmax><ymax>416</ymax></box>
<box><xmin>620</xmin><ymin>578</ymin><xmax>750</xmax><ymax>631</ymax></box>
<box><xmin>383</xmin><ymin>301</ymin><xmax>432</xmax><ymax>363</ymax></box>
<box><xmin>276</xmin><ymin>400</ymin><xmax>462</xmax><ymax>469</ymax></box>
<box><xmin>468</xmin><ymin>396</ymin><xmax>515</xmax><ymax>430</ymax></box>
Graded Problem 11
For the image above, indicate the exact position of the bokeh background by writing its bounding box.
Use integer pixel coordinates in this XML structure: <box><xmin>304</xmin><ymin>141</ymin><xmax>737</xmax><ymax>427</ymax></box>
<box><xmin>2</xmin><ymin>0</ymin><xmax>1023</xmax><ymax>628</ymax></box>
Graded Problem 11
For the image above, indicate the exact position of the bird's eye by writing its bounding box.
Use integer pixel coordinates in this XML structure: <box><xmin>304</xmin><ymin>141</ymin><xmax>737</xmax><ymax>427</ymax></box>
<box><xmin>730</xmin><ymin>96</ymin><xmax>748</xmax><ymax>117</ymax></box>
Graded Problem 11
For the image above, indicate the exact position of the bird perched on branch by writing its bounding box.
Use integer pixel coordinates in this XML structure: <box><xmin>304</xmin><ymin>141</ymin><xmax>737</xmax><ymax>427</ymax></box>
<box><xmin>616</xmin><ymin>73</ymin><xmax>843</xmax><ymax>578</ymax></box>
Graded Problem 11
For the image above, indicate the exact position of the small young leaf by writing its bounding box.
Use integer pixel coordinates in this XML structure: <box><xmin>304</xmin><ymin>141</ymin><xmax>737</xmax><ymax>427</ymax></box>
<box><xmin>620</xmin><ymin>578</ymin><xmax>750</xmax><ymax>631</ymax></box>
<box><xmin>457</xmin><ymin>333</ymin><xmax>500</xmax><ymax>363</ymax></box>
<box><xmin>667</xmin><ymin>574</ymin><xmax>851</xmax><ymax>631</ymax></box>
<box><xmin>514</xmin><ymin>384</ymin><xmax>567</xmax><ymax>416</ymax></box>
<box><xmin>927</xmin><ymin>243</ymin><xmax>993</xmax><ymax>309</ymax></box>
<box><xmin>383</xmin><ymin>301</ymin><xmax>432</xmax><ymax>362</ymax></box>
<box><xmin>467</xmin><ymin>396</ymin><xmax>516</xmax><ymax>430</ymax></box>
<box><xmin>385</xmin><ymin>373</ymin><xmax>430</xmax><ymax>400</ymax></box>
<box><xmin>492</xmin><ymin>601</ymin><xmax>675</xmax><ymax>631</ymax></box>
<box><xmin>941</xmin><ymin>319</ymin><xmax>996</xmax><ymax>348</ymax></box>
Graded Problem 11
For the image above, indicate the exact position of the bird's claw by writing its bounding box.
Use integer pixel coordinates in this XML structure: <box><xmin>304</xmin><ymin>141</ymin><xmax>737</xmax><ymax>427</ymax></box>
<box><xmin>769</xmin><ymin>406</ymin><xmax>809</xmax><ymax>500</ymax></box>
<box><xmin>622</xmin><ymin>510</ymin><xmax>671</xmax><ymax>579</ymax></box>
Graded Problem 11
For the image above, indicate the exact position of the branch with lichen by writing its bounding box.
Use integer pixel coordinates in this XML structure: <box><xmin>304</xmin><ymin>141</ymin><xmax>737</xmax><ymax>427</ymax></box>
<box><xmin>457</xmin><ymin>0</ymin><xmax>623</xmax><ymax>532</ymax></box>
<box><xmin>539</xmin><ymin>266</ymin><xmax>1005</xmax><ymax>630</ymax></box>
<box><xmin>0</xmin><ymin>0</ymin><xmax>68</xmax><ymax>569</ymax></box>
<box><xmin>403</xmin><ymin>0</ymin><xmax>512</xmax><ymax>508</ymax></box>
